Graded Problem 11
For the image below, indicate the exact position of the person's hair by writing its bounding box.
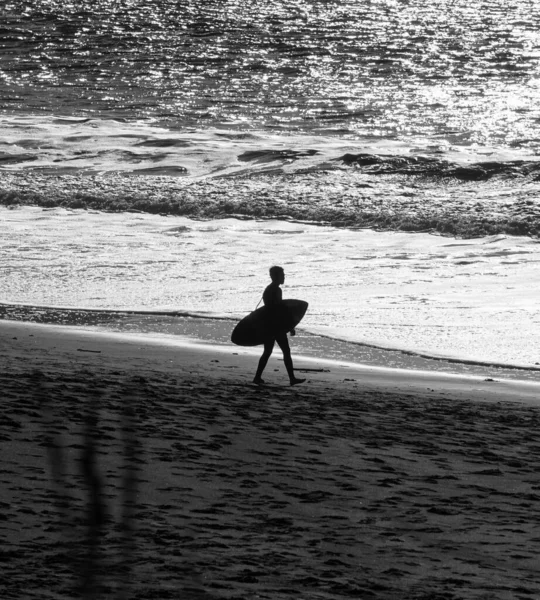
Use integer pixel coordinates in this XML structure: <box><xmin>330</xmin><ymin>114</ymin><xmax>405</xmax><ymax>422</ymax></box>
<box><xmin>269</xmin><ymin>265</ymin><xmax>284</xmax><ymax>281</ymax></box>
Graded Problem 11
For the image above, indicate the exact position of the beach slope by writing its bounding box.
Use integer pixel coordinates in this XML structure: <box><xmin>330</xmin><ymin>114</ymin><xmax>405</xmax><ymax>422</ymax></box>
<box><xmin>1</xmin><ymin>320</ymin><xmax>540</xmax><ymax>599</ymax></box>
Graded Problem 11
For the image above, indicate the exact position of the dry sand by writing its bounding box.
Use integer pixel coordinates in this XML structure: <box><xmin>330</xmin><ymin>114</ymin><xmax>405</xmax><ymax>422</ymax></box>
<box><xmin>2</xmin><ymin>320</ymin><xmax>540</xmax><ymax>599</ymax></box>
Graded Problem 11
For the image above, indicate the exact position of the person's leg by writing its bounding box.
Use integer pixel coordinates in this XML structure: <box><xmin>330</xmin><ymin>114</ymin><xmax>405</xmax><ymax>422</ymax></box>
<box><xmin>254</xmin><ymin>338</ymin><xmax>275</xmax><ymax>384</ymax></box>
<box><xmin>275</xmin><ymin>334</ymin><xmax>305</xmax><ymax>386</ymax></box>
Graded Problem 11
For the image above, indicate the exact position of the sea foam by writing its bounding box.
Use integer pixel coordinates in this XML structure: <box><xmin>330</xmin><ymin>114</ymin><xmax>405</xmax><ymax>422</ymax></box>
<box><xmin>1</xmin><ymin>206</ymin><xmax>539</xmax><ymax>371</ymax></box>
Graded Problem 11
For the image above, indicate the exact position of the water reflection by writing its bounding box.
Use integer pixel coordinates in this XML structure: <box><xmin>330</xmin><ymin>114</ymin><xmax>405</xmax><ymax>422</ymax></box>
<box><xmin>1</xmin><ymin>0</ymin><xmax>539</xmax><ymax>147</ymax></box>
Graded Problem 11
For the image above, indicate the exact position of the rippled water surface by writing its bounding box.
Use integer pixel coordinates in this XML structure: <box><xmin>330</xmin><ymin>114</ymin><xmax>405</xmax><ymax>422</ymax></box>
<box><xmin>2</xmin><ymin>0</ymin><xmax>540</xmax><ymax>147</ymax></box>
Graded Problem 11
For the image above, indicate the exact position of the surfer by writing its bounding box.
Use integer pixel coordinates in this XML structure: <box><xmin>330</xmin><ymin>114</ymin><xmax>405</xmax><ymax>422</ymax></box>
<box><xmin>253</xmin><ymin>266</ymin><xmax>306</xmax><ymax>386</ymax></box>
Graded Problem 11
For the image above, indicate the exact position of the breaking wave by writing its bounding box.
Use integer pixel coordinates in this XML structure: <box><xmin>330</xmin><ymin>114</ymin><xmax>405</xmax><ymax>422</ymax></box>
<box><xmin>1</xmin><ymin>153</ymin><xmax>540</xmax><ymax>238</ymax></box>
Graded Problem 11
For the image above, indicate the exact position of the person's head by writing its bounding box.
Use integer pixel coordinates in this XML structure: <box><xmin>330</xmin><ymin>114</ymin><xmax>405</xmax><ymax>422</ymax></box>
<box><xmin>269</xmin><ymin>265</ymin><xmax>285</xmax><ymax>284</ymax></box>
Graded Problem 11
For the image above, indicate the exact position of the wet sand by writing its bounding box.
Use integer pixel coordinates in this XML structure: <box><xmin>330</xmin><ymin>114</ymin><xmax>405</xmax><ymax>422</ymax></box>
<box><xmin>2</xmin><ymin>320</ymin><xmax>540</xmax><ymax>599</ymax></box>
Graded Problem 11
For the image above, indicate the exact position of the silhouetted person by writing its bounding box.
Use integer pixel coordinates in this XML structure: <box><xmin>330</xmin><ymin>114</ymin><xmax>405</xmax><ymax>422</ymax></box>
<box><xmin>253</xmin><ymin>266</ymin><xmax>305</xmax><ymax>386</ymax></box>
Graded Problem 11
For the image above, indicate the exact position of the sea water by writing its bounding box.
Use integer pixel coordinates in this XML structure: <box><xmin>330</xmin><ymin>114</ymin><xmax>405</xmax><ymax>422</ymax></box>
<box><xmin>1</xmin><ymin>1</ymin><xmax>540</xmax><ymax>376</ymax></box>
<box><xmin>2</xmin><ymin>205</ymin><xmax>540</xmax><ymax>374</ymax></box>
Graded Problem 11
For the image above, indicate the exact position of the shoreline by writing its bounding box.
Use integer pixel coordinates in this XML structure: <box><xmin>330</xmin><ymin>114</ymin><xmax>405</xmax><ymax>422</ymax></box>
<box><xmin>3</xmin><ymin>319</ymin><xmax>540</xmax><ymax>598</ymax></box>
<box><xmin>2</xmin><ymin>303</ymin><xmax>540</xmax><ymax>383</ymax></box>
<box><xmin>2</xmin><ymin>319</ymin><xmax>540</xmax><ymax>403</ymax></box>
<box><xmin>2</xmin><ymin>206</ymin><xmax>539</xmax><ymax>373</ymax></box>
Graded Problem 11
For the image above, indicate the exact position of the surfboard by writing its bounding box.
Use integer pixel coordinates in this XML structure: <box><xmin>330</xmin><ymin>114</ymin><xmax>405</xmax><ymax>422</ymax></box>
<box><xmin>231</xmin><ymin>299</ymin><xmax>308</xmax><ymax>346</ymax></box>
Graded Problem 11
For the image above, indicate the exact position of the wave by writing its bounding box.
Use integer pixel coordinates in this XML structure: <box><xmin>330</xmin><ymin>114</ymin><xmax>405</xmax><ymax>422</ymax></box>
<box><xmin>0</xmin><ymin>117</ymin><xmax>539</xmax><ymax>237</ymax></box>
<box><xmin>1</xmin><ymin>163</ymin><xmax>539</xmax><ymax>238</ymax></box>
<box><xmin>338</xmin><ymin>153</ymin><xmax>540</xmax><ymax>181</ymax></box>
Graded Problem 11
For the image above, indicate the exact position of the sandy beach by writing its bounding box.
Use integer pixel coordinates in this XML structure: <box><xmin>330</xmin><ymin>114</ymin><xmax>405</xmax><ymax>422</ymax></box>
<box><xmin>2</xmin><ymin>320</ymin><xmax>540</xmax><ymax>599</ymax></box>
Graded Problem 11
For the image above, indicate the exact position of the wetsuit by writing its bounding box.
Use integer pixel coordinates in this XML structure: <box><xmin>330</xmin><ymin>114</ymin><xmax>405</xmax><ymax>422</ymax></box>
<box><xmin>254</xmin><ymin>283</ymin><xmax>295</xmax><ymax>381</ymax></box>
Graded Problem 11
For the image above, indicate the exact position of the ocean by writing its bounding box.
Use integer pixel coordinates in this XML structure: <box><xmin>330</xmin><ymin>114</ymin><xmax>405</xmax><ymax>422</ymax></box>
<box><xmin>1</xmin><ymin>0</ymin><xmax>540</xmax><ymax>377</ymax></box>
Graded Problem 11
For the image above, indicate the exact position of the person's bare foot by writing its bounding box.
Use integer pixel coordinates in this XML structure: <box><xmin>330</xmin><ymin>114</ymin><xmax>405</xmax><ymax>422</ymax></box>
<box><xmin>253</xmin><ymin>377</ymin><xmax>265</xmax><ymax>385</ymax></box>
<box><xmin>290</xmin><ymin>378</ymin><xmax>306</xmax><ymax>386</ymax></box>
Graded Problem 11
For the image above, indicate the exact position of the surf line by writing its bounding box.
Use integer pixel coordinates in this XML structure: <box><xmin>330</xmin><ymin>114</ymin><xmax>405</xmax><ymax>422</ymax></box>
<box><xmin>0</xmin><ymin>301</ymin><xmax>236</xmax><ymax>322</ymax></box>
<box><xmin>306</xmin><ymin>329</ymin><xmax>540</xmax><ymax>374</ymax></box>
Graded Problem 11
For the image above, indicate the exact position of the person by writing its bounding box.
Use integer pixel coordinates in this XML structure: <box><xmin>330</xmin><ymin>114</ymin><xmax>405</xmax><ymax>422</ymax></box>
<box><xmin>253</xmin><ymin>266</ymin><xmax>306</xmax><ymax>386</ymax></box>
